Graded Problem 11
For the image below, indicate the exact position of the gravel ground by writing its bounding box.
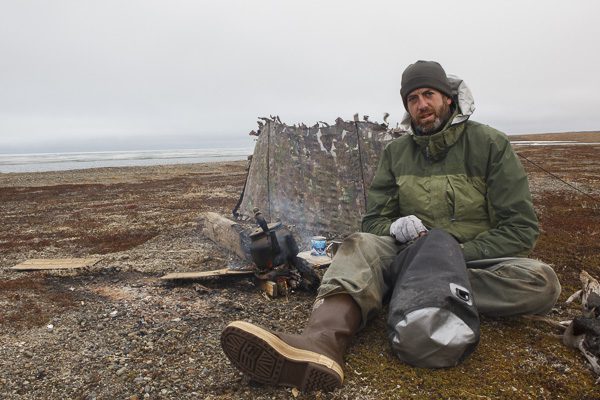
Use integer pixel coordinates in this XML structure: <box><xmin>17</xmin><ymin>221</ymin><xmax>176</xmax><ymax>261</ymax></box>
<box><xmin>1</xmin><ymin>138</ymin><xmax>600</xmax><ymax>399</ymax></box>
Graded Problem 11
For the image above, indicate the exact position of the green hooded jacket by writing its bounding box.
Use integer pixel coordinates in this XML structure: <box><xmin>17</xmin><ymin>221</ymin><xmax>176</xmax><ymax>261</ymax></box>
<box><xmin>362</xmin><ymin>79</ymin><xmax>538</xmax><ymax>262</ymax></box>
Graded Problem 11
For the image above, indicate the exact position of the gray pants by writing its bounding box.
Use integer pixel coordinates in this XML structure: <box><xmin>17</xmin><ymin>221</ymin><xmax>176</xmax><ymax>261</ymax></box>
<box><xmin>317</xmin><ymin>232</ymin><xmax>561</xmax><ymax>328</ymax></box>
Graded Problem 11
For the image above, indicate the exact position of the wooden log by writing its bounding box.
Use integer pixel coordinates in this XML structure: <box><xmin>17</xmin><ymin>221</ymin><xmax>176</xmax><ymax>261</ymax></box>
<box><xmin>198</xmin><ymin>212</ymin><xmax>252</xmax><ymax>260</ymax></box>
<box><xmin>296</xmin><ymin>250</ymin><xmax>332</xmax><ymax>268</ymax></box>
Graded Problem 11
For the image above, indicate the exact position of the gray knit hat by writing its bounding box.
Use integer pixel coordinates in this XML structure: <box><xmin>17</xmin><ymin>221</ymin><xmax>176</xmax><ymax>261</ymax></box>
<box><xmin>400</xmin><ymin>60</ymin><xmax>453</xmax><ymax>110</ymax></box>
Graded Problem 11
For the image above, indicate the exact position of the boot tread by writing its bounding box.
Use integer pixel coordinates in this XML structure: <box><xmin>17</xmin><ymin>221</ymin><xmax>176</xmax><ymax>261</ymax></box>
<box><xmin>221</xmin><ymin>321</ymin><xmax>343</xmax><ymax>392</ymax></box>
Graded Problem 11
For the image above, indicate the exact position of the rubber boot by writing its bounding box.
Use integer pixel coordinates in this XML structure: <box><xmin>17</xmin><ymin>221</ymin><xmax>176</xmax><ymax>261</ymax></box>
<box><xmin>220</xmin><ymin>294</ymin><xmax>361</xmax><ymax>392</ymax></box>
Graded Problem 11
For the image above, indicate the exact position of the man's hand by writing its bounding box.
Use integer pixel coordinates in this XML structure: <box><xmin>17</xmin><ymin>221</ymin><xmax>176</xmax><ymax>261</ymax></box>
<box><xmin>389</xmin><ymin>215</ymin><xmax>428</xmax><ymax>243</ymax></box>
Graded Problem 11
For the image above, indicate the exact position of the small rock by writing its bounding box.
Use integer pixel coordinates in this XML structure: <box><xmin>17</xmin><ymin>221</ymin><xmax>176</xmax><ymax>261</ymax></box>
<box><xmin>116</xmin><ymin>367</ymin><xmax>127</xmax><ymax>376</ymax></box>
<box><xmin>193</xmin><ymin>283</ymin><xmax>211</xmax><ymax>293</ymax></box>
<box><xmin>36</xmin><ymin>368</ymin><xmax>46</xmax><ymax>380</ymax></box>
<box><xmin>46</xmin><ymin>324</ymin><xmax>54</xmax><ymax>332</ymax></box>
<box><xmin>110</xmin><ymin>311</ymin><xmax>118</xmax><ymax>318</ymax></box>
<box><xmin>23</xmin><ymin>351</ymin><xmax>34</xmax><ymax>358</ymax></box>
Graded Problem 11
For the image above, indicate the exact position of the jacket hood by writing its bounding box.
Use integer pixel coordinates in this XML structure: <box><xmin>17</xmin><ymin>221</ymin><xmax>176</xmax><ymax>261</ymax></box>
<box><xmin>398</xmin><ymin>74</ymin><xmax>475</xmax><ymax>134</ymax></box>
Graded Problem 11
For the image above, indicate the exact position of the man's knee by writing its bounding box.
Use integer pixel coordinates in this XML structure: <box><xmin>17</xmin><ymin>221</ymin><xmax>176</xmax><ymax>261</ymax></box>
<box><xmin>318</xmin><ymin>232</ymin><xmax>398</xmax><ymax>327</ymax></box>
<box><xmin>527</xmin><ymin>261</ymin><xmax>561</xmax><ymax>314</ymax></box>
<box><xmin>470</xmin><ymin>258</ymin><xmax>561</xmax><ymax>316</ymax></box>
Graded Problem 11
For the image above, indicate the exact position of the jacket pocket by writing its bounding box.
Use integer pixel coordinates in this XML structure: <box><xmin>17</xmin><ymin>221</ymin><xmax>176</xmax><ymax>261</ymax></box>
<box><xmin>446</xmin><ymin>175</ymin><xmax>488</xmax><ymax>222</ymax></box>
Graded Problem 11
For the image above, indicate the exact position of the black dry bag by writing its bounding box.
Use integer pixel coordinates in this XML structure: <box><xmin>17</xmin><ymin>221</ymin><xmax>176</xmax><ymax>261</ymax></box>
<box><xmin>386</xmin><ymin>230</ymin><xmax>480</xmax><ymax>368</ymax></box>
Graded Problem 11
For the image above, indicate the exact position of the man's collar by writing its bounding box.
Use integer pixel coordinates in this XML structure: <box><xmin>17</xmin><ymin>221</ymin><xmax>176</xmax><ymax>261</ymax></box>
<box><xmin>411</xmin><ymin>110</ymin><xmax>466</xmax><ymax>161</ymax></box>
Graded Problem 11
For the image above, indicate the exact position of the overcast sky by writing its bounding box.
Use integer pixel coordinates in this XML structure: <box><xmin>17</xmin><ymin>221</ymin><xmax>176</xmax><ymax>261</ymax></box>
<box><xmin>1</xmin><ymin>0</ymin><xmax>599</xmax><ymax>153</ymax></box>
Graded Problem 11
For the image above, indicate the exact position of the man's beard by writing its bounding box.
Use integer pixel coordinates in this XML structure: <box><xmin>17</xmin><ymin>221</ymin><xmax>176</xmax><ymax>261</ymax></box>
<box><xmin>412</xmin><ymin>102</ymin><xmax>452</xmax><ymax>135</ymax></box>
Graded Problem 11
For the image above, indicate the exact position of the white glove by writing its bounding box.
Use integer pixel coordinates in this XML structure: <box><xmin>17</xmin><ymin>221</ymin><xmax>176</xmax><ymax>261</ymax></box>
<box><xmin>389</xmin><ymin>215</ymin><xmax>428</xmax><ymax>243</ymax></box>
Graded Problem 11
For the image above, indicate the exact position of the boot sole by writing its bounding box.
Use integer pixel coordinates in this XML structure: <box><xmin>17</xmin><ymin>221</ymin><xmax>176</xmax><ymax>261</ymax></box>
<box><xmin>221</xmin><ymin>321</ymin><xmax>343</xmax><ymax>392</ymax></box>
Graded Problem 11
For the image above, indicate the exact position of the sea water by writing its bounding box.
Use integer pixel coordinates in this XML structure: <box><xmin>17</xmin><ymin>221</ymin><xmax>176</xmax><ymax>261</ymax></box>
<box><xmin>0</xmin><ymin>148</ymin><xmax>254</xmax><ymax>173</ymax></box>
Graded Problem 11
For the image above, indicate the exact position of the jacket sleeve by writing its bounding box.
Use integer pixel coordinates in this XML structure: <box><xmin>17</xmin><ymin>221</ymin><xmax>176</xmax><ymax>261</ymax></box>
<box><xmin>361</xmin><ymin>145</ymin><xmax>400</xmax><ymax>236</ymax></box>
<box><xmin>461</xmin><ymin>135</ymin><xmax>539</xmax><ymax>261</ymax></box>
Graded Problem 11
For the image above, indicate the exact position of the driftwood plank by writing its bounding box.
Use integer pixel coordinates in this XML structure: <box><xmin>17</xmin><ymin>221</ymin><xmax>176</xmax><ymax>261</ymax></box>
<box><xmin>160</xmin><ymin>268</ymin><xmax>254</xmax><ymax>280</ymax></box>
<box><xmin>11</xmin><ymin>258</ymin><xmax>101</xmax><ymax>271</ymax></box>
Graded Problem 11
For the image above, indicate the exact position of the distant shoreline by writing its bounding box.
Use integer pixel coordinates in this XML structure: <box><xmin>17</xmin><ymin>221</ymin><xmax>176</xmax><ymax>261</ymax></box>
<box><xmin>0</xmin><ymin>147</ymin><xmax>253</xmax><ymax>174</ymax></box>
<box><xmin>0</xmin><ymin>160</ymin><xmax>248</xmax><ymax>188</ymax></box>
<box><xmin>509</xmin><ymin>130</ymin><xmax>600</xmax><ymax>142</ymax></box>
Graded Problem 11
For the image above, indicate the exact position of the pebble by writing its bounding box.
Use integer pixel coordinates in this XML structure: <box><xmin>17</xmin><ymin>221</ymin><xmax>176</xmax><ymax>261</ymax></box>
<box><xmin>116</xmin><ymin>367</ymin><xmax>127</xmax><ymax>376</ymax></box>
<box><xmin>46</xmin><ymin>324</ymin><xmax>54</xmax><ymax>332</ymax></box>
<box><xmin>36</xmin><ymin>368</ymin><xmax>46</xmax><ymax>379</ymax></box>
<box><xmin>110</xmin><ymin>311</ymin><xmax>118</xmax><ymax>318</ymax></box>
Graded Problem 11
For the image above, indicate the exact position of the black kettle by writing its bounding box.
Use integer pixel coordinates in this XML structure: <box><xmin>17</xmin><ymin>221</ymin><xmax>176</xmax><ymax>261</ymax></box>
<box><xmin>249</xmin><ymin>208</ymin><xmax>299</xmax><ymax>271</ymax></box>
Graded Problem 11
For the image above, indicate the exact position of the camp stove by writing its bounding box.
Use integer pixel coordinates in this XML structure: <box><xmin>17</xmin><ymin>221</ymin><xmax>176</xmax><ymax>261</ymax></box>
<box><xmin>249</xmin><ymin>208</ymin><xmax>319</xmax><ymax>291</ymax></box>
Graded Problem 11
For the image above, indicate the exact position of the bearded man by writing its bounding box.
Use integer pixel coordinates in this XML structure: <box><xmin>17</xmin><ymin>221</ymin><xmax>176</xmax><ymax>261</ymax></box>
<box><xmin>220</xmin><ymin>60</ymin><xmax>561</xmax><ymax>392</ymax></box>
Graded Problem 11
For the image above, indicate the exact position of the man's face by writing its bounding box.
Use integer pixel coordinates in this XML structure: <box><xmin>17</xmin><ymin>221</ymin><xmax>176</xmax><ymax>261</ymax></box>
<box><xmin>406</xmin><ymin>88</ymin><xmax>452</xmax><ymax>135</ymax></box>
